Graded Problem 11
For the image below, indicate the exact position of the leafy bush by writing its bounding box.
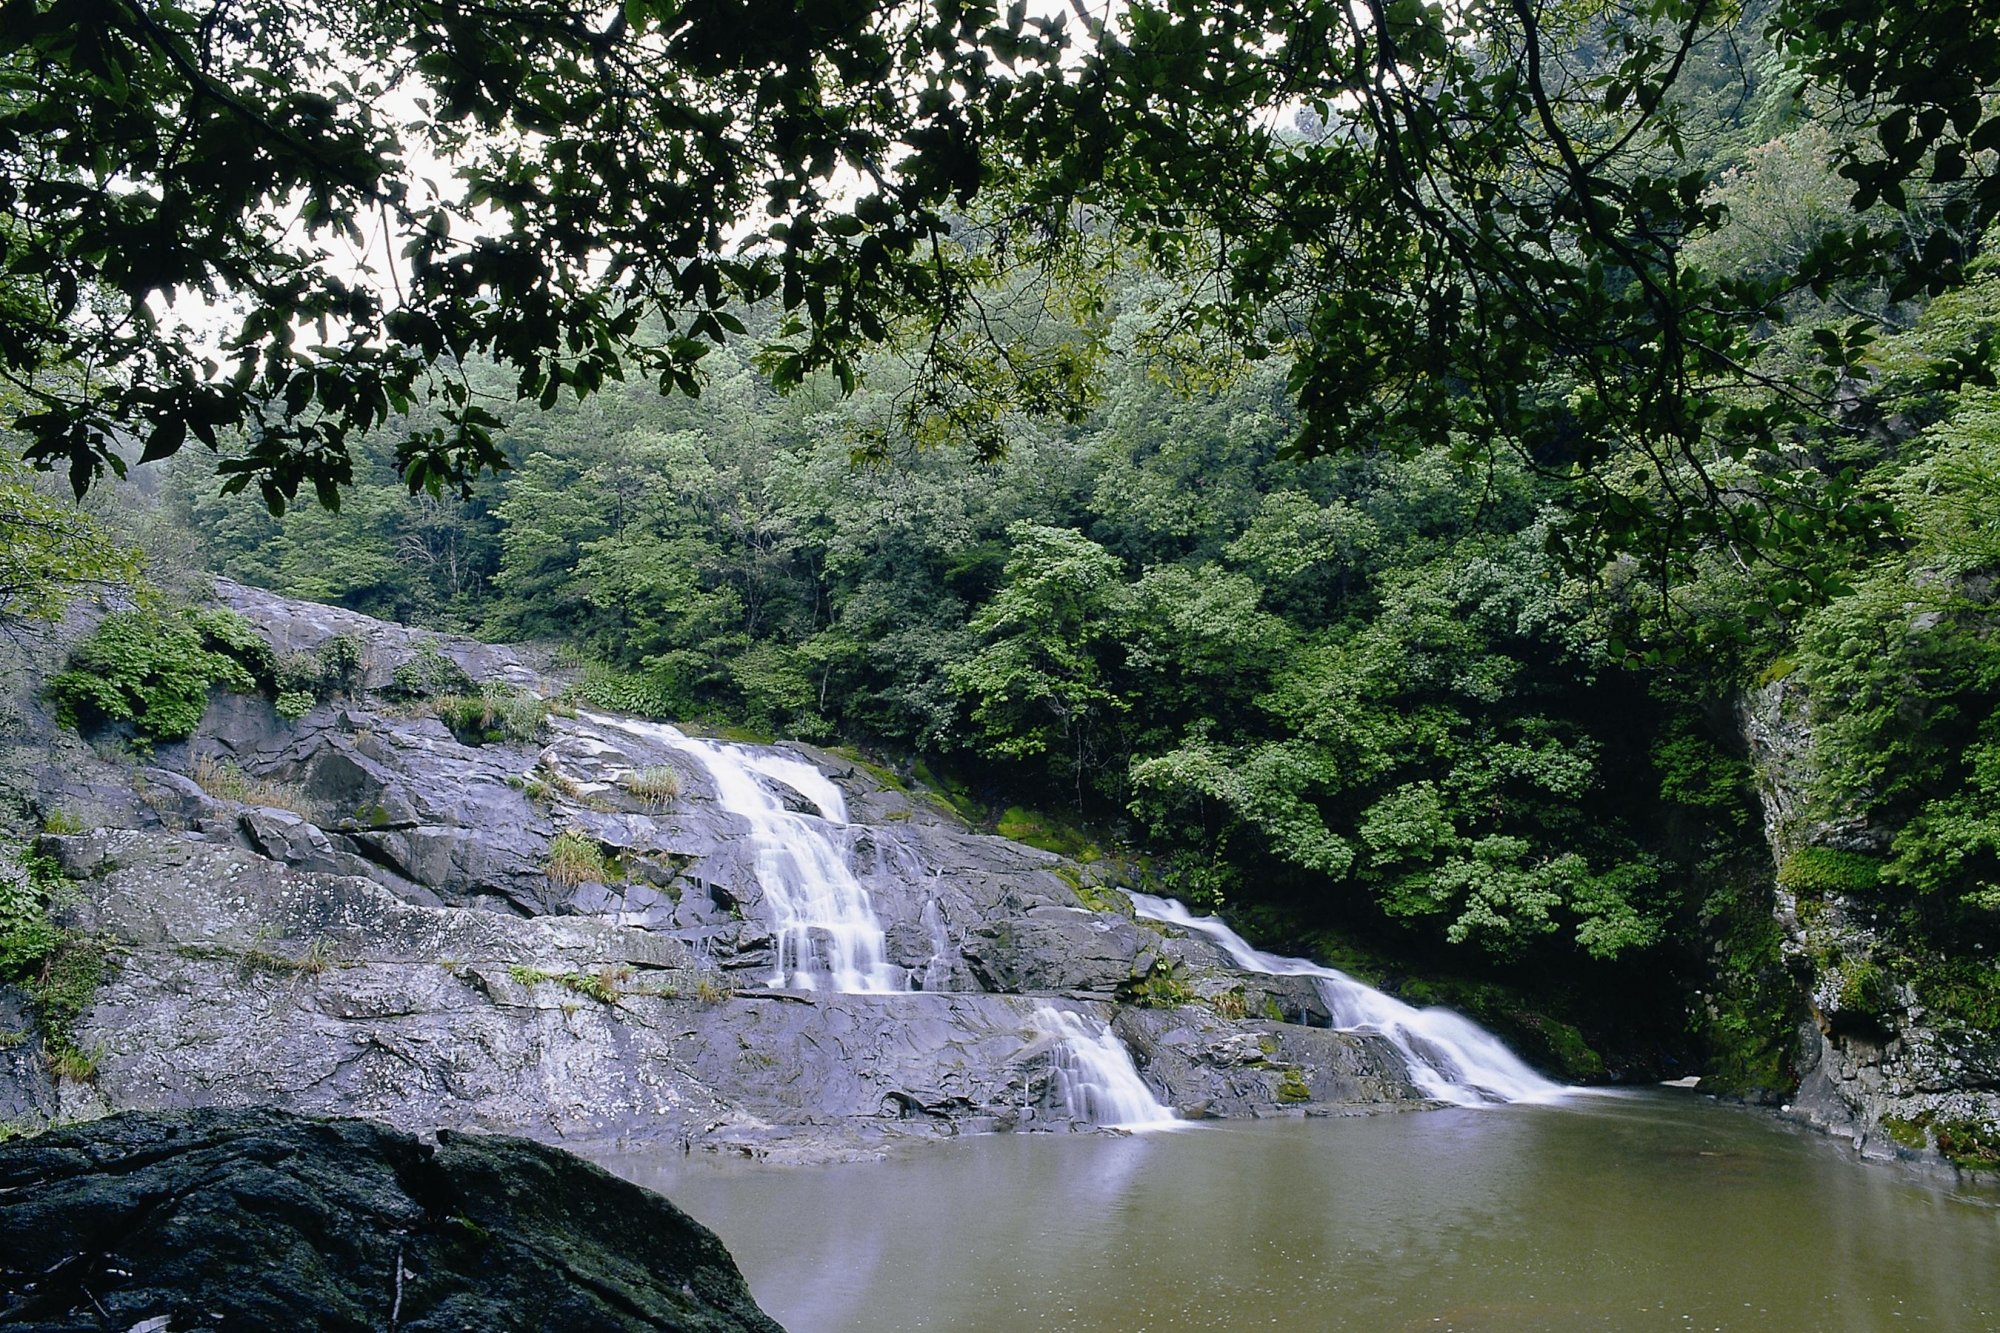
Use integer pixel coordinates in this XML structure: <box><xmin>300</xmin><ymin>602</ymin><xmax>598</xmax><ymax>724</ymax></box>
<box><xmin>274</xmin><ymin>632</ymin><xmax>366</xmax><ymax>714</ymax></box>
<box><xmin>0</xmin><ymin>847</ymin><xmax>60</xmax><ymax>980</ymax></box>
<box><xmin>434</xmin><ymin>683</ymin><xmax>549</xmax><ymax>746</ymax></box>
<box><xmin>387</xmin><ymin>640</ymin><xmax>473</xmax><ymax>700</ymax></box>
<box><xmin>0</xmin><ymin>843</ymin><xmax>107</xmax><ymax>1080</ymax></box>
<box><xmin>568</xmin><ymin>663</ymin><xmax>685</xmax><ymax>719</ymax></box>
<box><xmin>48</xmin><ymin>605</ymin><xmax>263</xmax><ymax>750</ymax></box>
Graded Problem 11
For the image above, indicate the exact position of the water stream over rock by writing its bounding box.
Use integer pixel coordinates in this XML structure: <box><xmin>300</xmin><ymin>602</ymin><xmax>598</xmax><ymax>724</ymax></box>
<box><xmin>588</xmin><ymin>713</ymin><xmax>906</xmax><ymax>994</ymax></box>
<box><xmin>1031</xmin><ymin>1006</ymin><xmax>1183</xmax><ymax>1130</ymax></box>
<box><xmin>1126</xmin><ymin>891</ymin><xmax>1563</xmax><ymax>1105</ymax></box>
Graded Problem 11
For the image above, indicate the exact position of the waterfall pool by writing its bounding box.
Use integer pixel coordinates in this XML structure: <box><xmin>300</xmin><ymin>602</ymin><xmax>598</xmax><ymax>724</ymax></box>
<box><xmin>597</xmin><ymin>1091</ymin><xmax>2000</xmax><ymax>1332</ymax></box>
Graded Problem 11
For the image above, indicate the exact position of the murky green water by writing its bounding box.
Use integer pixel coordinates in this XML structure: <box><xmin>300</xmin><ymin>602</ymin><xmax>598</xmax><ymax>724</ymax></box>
<box><xmin>601</xmin><ymin>1092</ymin><xmax>2000</xmax><ymax>1332</ymax></box>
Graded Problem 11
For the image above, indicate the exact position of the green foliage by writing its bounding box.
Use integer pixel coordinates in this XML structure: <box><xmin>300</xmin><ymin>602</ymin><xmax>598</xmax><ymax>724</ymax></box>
<box><xmin>388</xmin><ymin>641</ymin><xmax>474</xmax><ymax>701</ymax></box>
<box><xmin>91</xmin><ymin>10</ymin><xmax>2000</xmax><ymax>1087</ymax></box>
<box><xmin>0</xmin><ymin>843</ymin><xmax>108</xmax><ymax>1082</ymax></box>
<box><xmin>949</xmin><ymin>523</ymin><xmax>1130</xmax><ymax>784</ymax></box>
<box><xmin>1132</xmin><ymin>523</ymin><xmax>1672</xmax><ymax>964</ymax></box>
<box><xmin>271</xmin><ymin>633</ymin><xmax>365</xmax><ymax>721</ymax></box>
<box><xmin>1697</xmin><ymin>876</ymin><xmax>1805</xmax><ymax>1098</ymax></box>
<box><xmin>1834</xmin><ymin>959</ymin><xmax>1896</xmax><ymax>1022</ymax></box>
<box><xmin>509</xmin><ymin>963</ymin><xmax>631</xmax><ymax>1004</ymax></box>
<box><xmin>995</xmin><ymin>807</ymin><xmax>1101</xmax><ymax>861</ymax></box>
<box><xmin>1124</xmin><ymin>961</ymin><xmax>1196</xmax><ymax>1009</ymax></box>
<box><xmin>1275</xmin><ymin>1068</ymin><xmax>1311</xmax><ymax>1104</ymax></box>
<box><xmin>568</xmin><ymin>664</ymin><xmax>686</xmax><ymax>720</ymax></box>
<box><xmin>0</xmin><ymin>846</ymin><xmax>61</xmax><ymax>981</ymax></box>
<box><xmin>1777</xmin><ymin>849</ymin><xmax>1884</xmax><ymax>898</ymax></box>
<box><xmin>0</xmin><ymin>459</ymin><xmax>139</xmax><ymax>622</ymax></box>
<box><xmin>1909</xmin><ymin>956</ymin><xmax>2000</xmax><ymax>1032</ymax></box>
<box><xmin>2</xmin><ymin>0</ymin><xmax>1081</xmax><ymax>507</ymax></box>
<box><xmin>1932</xmin><ymin>1119</ymin><xmax>2000</xmax><ymax>1173</ymax></box>
<box><xmin>434</xmin><ymin>683</ymin><xmax>549</xmax><ymax>747</ymax></box>
<box><xmin>310</xmin><ymin>633</ymin><xmax>364</xmax><ymax>693</ymax></box>
<box><xmin>47</xmin><ymin>605</ymin><xmax>262</xmax><ymax>751</ymax></box>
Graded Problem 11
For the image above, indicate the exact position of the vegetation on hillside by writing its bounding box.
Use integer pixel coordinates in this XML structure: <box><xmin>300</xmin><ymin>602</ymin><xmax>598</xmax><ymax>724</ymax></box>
<box><xmin>1</xmin><ymin>0</ymin><xmax>1997</xmax><ymax>1085</ymax></box>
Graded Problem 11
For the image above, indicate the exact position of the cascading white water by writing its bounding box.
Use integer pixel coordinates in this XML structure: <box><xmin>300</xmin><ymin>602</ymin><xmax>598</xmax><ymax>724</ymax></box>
<box><xmin>1124</xmin><ymin>891</ymin><xmax>1564</xmax><ymax>1106</ymax></box>
<box><xmin>1031</xmin><ymin>1005</ymin><xmax>1182</xmax><ymax>1130</ymax></box>
<box><xmin>586</xmin><ymin>714</ymin><xmax>905</xmax><ymax>994</ymax></box>
<box><xmin>918</xmin><ymin>899</ymin><xmax>956</xmax><ymax>993</ymax></box>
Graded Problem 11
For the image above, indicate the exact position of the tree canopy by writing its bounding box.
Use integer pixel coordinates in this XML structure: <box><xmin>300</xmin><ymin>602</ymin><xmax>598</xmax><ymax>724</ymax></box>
<box><xmin>3</xmin><ymin>0</ymin><xmax>1997</xmax><ymax>574</ymax></box>
<box><xmin>0</xmin><ymin>0</ymin><xmax>1055</xmax><ymax>505</ymax></box>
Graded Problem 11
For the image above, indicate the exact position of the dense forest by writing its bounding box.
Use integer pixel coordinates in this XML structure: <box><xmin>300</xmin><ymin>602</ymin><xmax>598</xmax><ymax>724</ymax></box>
<box><xmin>5</xmin><ymin>0</ymin><xmax>2000</xmax><ymax>1095</ymax></box>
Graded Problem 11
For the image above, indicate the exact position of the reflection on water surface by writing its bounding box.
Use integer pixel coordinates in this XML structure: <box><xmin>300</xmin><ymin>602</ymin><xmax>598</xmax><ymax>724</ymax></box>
<box><xmin>599</xmin><ymin>1092</ymin><xmax>2000</xmax><ymax>1332</ymax></box>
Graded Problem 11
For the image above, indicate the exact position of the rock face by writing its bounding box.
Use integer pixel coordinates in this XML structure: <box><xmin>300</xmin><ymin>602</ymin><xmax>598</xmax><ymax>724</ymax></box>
<box><xmin>0</xmin><ymin>1106</ymin><xmax>782</xmax><ymax>1332</ymax></box>
<box><xmin>1741</xmin><ymin>680</ymin><xmax>2000</xmax><ymax>1170</ymax></box>
<box><xmin>0</xmin><ymin>580</ymin><xmax>1444</xmax><ymax>1163</ymax></box>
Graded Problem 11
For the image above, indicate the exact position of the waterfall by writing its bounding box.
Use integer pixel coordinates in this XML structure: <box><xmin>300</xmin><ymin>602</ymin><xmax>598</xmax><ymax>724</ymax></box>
<box><xmin>588</xmin><ymin>714</ymin><xmax>905</xmax><ymax>994</ymax></box>
<box><xmin>1032</xmin><ymin>1005</ymin><xmax>1181</xmax><ymax>1130</ymax></box>
<box><xmin>918</xmin><ymin>899</ymin><xmax>956</xmax><ymax>993</ymax></box>
<box><xmin>1124</xmin><ymin>891</ymin><xmax>1564</xmax><ymax>1106</ymax></box>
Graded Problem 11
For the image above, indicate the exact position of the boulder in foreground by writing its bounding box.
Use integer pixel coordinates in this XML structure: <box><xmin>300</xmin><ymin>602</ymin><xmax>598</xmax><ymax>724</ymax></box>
<box><xmin>0</xmin><ymin>1107</ymin><xmax>784</xmax><ymax>1332</ymax></box>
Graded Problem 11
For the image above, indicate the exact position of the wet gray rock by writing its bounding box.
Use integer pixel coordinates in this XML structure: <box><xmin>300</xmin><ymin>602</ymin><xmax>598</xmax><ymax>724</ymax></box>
<box><xmin>0</xmin><ymin>991</ymin><xmax>55</xmax><ymax>1125</ymax></box>
<box><xmin>1117</xmin><ymin>1007</ymin><xmax>1430</xmax><ymax>1119</ymax></box>
<box><xmin>213</xmin><ymin>577</ymin><xmax>557</xmax><ymax>696</ymax></box>
<box><xmin>0</xmin><ymin>1106</ymin><xmax>781</xmax><ymax>1332</ymax></box>
<box><xmin>962</xmin><ymin>906</ymin><xmax>1153</xmax><ymax>996</ymax></box>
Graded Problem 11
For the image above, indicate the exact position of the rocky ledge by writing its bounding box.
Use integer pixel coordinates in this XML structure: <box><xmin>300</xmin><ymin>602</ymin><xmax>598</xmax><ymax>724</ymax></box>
<box><xmin>0</xmin><ymin>1106</ymin><xmax>782</xmax><ymax>1332</ymax></box>
<box><xmin>1</xmin><ymin>579</ymin><xmax>1440</xmax><ymax>1163</ymax></box>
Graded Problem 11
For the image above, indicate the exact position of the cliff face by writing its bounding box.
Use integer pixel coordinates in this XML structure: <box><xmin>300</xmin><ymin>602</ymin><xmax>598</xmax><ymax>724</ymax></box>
<box><xmin>0</xmin><ymin>581</ymin><xmax>1429</xmax><ymax>1162</ymax></box>
<box><xmin>1740</xmin><ymin>679</ymin><xmax>2000</xmax><ymax>1171</ymax></box>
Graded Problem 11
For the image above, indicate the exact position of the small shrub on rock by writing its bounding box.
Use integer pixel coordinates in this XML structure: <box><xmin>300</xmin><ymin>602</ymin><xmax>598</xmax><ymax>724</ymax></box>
<box><xmin>388</xmin><ymin>640</ymin><xmax>473</xmax><ymax>701</ymax></box>
<box><xmin>434</xmin><ymin>683</ymin><xmax>549</xmax><ymax>746</ymax></box>
<box><xmin>49</xmin><ymin>605</ymin><xmax>264</xmax><ymax>751</ymax></box>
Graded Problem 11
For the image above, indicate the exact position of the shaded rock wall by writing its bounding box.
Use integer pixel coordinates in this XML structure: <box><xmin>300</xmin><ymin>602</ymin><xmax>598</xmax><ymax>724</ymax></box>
<box><xmin>1740</xmin><ymin>680</ymin><xmax>2000</xmax><ymax>1170</ymax></box>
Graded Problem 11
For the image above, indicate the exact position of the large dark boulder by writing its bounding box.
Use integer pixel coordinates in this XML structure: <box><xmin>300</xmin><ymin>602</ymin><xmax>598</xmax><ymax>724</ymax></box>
<box><xmin>0</xmin><ymin>1107</ymin><xmax>784</xmax><ymax>1332</ymax></box>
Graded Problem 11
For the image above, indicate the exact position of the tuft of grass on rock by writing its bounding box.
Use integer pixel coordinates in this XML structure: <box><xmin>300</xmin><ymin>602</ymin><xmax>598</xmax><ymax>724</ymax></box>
<box><xmin>190</xmin><ymin>755</ymin><xmax>313</xmax><ymax>816</ymax></box>
<box><xmin>620</xmin><ymin>765</ymin><xmax>681</xmax><ymax>810</ymax></box>
<box><xmin>544</xmin><ymin>829</ymin><xmax>614</xmax><ymax>889</ymax></box>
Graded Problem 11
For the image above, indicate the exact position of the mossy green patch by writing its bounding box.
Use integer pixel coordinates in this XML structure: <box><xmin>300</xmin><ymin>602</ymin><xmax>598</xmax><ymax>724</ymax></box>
<box><xmin>1836</xmin><ymin>959</ymin><xmax>1896</xmax><ymax>1019</ymax></box>
<box><xmin>1123</xmin><ymin>960</ymin><xmax>1196</xmax><ymax>1009</ymax></box>
<box><xmin>1910</xmin><ymin>954</ymin><xmax>2000</xmax><ymax>1030</ymax></box>
<box><xmin>996</xmin><ymin>806</ymin><xmax>1101</xmax><ymax>861</ymax></box>
<box><xmin>1778</xmin><ymin>847</ymin><xmax>1884</xmax><ymax>898</ymax></box>
<box><xmin>1933</xmin><ymin>1118</ymin><xmax>2000</xmax><ymax>1172</ymax></box>
<box><xmin>1881</xmin><ymin>1115</ymin><xmax>1930</xmax><ymax>1151</ymax></box>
